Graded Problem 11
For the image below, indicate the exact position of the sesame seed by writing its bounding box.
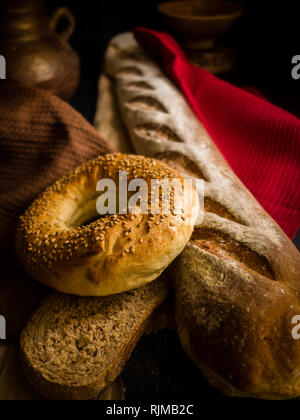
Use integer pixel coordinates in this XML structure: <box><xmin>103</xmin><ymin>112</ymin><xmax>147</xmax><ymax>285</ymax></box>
<box><xmin>16</xmin><ymin>153</ymin><xmax>186</xmax><ymax>272</ymax></box>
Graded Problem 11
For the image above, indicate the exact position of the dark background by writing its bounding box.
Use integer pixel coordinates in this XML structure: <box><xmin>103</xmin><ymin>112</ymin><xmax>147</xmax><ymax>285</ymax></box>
<box><xmin>43</xmin><ymin>0</ymin><xmax>299</xmax><ymax>400</ymax></box>
<box><xmin>46</xmin><ymin>0</ymin><xmax>300</xmax><ymax>249</ymax></box>
<box><xmin>45</xmin><ymin>0</ymin><xmax>300</xmax><ymax>120</ymax></box>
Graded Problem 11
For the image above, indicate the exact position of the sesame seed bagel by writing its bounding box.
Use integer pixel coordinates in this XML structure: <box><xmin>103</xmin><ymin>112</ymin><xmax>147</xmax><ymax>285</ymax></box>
<box><xmin>16</xmin><ymin>153</ymin><xmax>198</xmax><ymax>296</ymax></box>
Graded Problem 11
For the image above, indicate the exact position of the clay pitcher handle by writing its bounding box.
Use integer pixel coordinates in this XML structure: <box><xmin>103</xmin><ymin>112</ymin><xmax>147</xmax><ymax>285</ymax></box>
<box><xmin>50</xmin><ymin>7</ymin><xmax>76</xmax><ymax>42</ymax></box>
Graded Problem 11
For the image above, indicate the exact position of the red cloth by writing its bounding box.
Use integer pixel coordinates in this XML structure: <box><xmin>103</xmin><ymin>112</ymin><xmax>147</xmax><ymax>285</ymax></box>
<box><xmin>134</xmin><ymin>28</ymin><xmax>300</xmax><ymax>239</ymax></box>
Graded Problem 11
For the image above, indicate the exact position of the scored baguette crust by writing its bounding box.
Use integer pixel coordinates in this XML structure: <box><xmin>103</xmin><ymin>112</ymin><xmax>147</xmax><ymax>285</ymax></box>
<box><xmin>104</xmin><ymin>33</ymin><xmax>300</xmax><ymax>399</ymax></box>
<box><xmin>20</xmin><ymin>277</ymin><xmax>168</xmax><ymax>400</ymax></box>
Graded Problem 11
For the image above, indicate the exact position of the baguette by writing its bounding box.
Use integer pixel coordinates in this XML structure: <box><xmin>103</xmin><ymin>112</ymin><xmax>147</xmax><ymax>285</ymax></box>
<box><xmin>20</xmin><ymin>277</ymin><xmax>168</xmax><ymax>400</ymax></box>
<box><xmin>94</xmin><ymin>74</ymin><xmax>133</xmax><ymax>153</ymax></box>
<box><xmin>104</xmin><ymin>33</ymin><xmax>300</xmax><ymax>399</ymax></box>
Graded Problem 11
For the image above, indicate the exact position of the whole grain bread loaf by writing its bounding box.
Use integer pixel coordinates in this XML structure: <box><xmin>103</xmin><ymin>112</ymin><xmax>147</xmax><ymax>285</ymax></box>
<box><xmin>20</xmin><ymin>277</ymin><xmax>168</xmax><ymax>400</ymax></box>
<box><xmin>103</xmin><ymin>33</ymin><xmax>300</xmax><ymax>399</ymax></box>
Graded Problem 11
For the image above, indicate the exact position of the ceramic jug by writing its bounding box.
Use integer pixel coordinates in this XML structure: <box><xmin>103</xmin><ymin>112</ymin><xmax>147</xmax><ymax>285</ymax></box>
<box><xmin>0</xmin><ymin>0</ymin><xmax>80</xmax><ymax>100</ymax></box>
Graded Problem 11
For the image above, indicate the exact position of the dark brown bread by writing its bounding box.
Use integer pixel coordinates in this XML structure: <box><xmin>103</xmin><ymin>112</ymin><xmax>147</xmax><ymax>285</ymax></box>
<box><xmin>104</xmin><ymin>33</ymin><xmax>300</xmax><ymax>399</ymax></box>
<box><xmin>20</xmin><ymin>277</ymin><xmax>168</xmax><ymax>400</ymax></box>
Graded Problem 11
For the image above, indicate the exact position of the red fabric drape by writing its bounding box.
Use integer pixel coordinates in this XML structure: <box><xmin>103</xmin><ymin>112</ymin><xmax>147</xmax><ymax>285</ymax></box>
<box><xmin>134</xmin><ymin>28</ymin><xmax>300</xmax><ymax>239</ymax></box>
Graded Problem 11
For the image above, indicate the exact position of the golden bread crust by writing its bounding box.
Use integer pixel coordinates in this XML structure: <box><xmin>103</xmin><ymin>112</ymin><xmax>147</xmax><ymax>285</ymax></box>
<box><xmin>16</xmin><ymin>153</ymin><xmax>198</xmax><ymax>296</ymax></box>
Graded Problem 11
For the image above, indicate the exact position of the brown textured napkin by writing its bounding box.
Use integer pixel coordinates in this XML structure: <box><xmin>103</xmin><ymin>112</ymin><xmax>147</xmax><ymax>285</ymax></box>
<box><xmin>0</xmin><ymin>86</ymin><xmax>113</xmax><ymax>339</ymax></box>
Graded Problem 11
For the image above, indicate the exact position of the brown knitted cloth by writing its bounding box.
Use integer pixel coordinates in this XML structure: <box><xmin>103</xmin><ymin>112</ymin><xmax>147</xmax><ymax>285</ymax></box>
<box><xmin>0</xmin><ymin>87</ymin><xmax>113</xmax><ymax>339</ymax></box>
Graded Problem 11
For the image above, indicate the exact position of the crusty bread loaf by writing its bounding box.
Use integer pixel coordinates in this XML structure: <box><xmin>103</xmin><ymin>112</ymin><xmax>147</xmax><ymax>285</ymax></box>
<box><xmin>20</xmin><ymin>276</ymin><xmax>168</xmax><ymax>400</ymax></box>
<box><xmin>104</xmin><ymin>33</ymin><xmax>300</xmax><ymax>399</ymax></box>
<box><xmin>94</xmin><ymin>74</ymin><xmax>133</xmax><ymax>153</ymax></box>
